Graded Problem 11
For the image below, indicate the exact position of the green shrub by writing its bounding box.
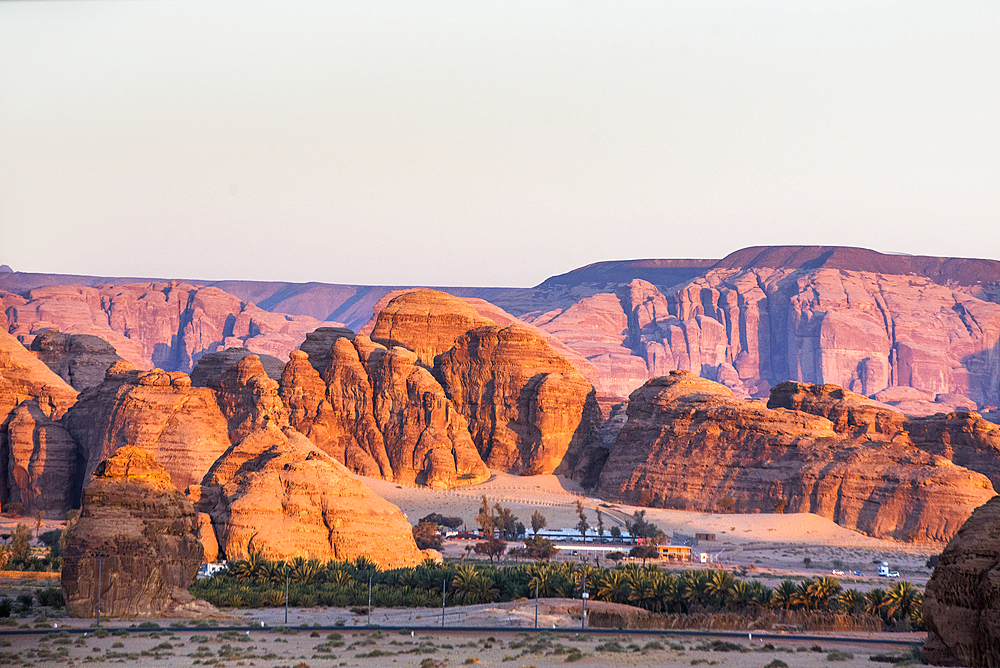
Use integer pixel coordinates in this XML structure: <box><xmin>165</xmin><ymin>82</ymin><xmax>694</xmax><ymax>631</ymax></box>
<box><xmin>35</xmin><ymin>588</ymin><xmax>64</xmax><ymax>608</ymax></box>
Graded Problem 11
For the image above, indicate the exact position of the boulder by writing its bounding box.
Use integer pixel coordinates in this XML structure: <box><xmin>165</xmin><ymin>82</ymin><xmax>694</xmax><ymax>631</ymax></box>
<box><xmin>189</xmin><ymin>347</ymin><xmax>285</xmax><ymax>389</ymax></box>
<box><xmin>62</xmin><ymin>364</ymin><xmax>232</xmax><ymax>493</ymax></box>
<box><xmin>61</xmin><ymin>447</ymin><xmax>208</xmax><ymax>618</ymax></box>
<box><xmin>598</xmin><ymin>371</ymin><xmax>995</xmax><ymax>542</ymax></box>
<box><xmin>198</xmin><ymin>425</ymin><xmax>424</xmax><ymax>567</ymax></box>
<box><xmin>924</xmin><ymin>496</ymin><xmax>1000</xmax><ymax>666</ymax></box>
<box><xmin>28</xmin><ymin>329</ymin><xmax>124</xmax><ymax>390</ymax></box>
<box><xmin>436</xmin><ymin>325</ymin><xmax>600</xmax><ymax>475</ymax></box>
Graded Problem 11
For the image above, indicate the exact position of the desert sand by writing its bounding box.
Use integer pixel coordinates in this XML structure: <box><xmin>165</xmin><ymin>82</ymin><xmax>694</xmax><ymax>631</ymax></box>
<box><xmin>361</xmin><ymin>472</ymin><xmax>941</xmax><ymax>587</ymax></box>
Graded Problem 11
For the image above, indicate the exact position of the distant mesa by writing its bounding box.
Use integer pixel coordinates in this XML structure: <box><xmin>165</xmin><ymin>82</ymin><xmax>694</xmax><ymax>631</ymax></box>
<box><xmin>0</xmin><ymin>265</ymin><xmax>12</xmax><ymax>274</ymax></box>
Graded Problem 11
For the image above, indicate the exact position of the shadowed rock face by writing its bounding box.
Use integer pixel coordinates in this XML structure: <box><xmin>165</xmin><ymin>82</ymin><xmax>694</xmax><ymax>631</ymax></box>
<box><xmin>437</xmin><ymin>325</ymin><xmax>600</xmax><ymax>476</ymax></box>
<box><xmin>61</xmin><ymin>447</ymin><xmax>207</xmax><ymax>618</ymax></box>
<box><xmin>4</xmin><ymin>400</ymin><xmax>78</xmax><ymax>517</ymax></box>
<box><xmin>198</xmin><ymin>425</ymin><xmax>425</xmax><ymax>567</ymax></box>
<box><xmin>924</xmin><ymin>496</ymin><xmax>1000</xmax><ymax>667</ymax></box>
<box><xmin>189</xmin><ymin>347</ymin><xmax>285</xmax><ymax>389</ymax></box>
<box><xmin>63</xmin><ymin>363</ymin><xmax>232</xmax><ymax>493</ymax></box>
<box><xmin>598</xmin><ymin>371</ymin><xmax>995</xmax><ymax>542</ymax></box>
<box><xmin>29</xmin><ymin>329</ymin><xmax>124</xmax><ymax>390</ymax></box>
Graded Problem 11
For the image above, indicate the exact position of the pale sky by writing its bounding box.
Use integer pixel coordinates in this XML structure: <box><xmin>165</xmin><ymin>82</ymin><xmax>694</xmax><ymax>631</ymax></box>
<box><xmin>1</xmin><ymin>1</ymin><xmax>998</xmax><ymax>287</ymax></box>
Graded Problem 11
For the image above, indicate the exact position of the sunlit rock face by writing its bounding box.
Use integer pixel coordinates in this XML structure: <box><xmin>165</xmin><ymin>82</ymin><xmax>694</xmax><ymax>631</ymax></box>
<box><xmin>61</xmin><ymin>447</ymin><xmax>206</xmax><ymax>618</ymax></box>
<box><xmin>62</xmin><ymin>363</ymin><xmax>232</xmax><ymax>493</ymax></box>
<box><xmin>436</xmin><ymin>324</ymin><xmax>600</xmax><ymax>476</ymax></box>
<box><xmin>197</xmin><ymin>425</ymin><xmax>425</xmax><ymax>567</ymax></box>
<box><xmin>598</xmin><ymin>371</ymin><xmax>995</xmax><ymax>542</ymax></box>
<box><xmin>28</xmin><ymin>329</ymin><xmax>124</xmax><ymax>390</ymax></box>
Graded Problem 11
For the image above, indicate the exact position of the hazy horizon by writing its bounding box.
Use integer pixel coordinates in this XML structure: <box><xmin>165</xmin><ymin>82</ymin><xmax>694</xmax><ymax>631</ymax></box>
<box><xmin>2</xmin><ymin>2</ymin><xmax>998</xmax><ymax>287</ymax></box>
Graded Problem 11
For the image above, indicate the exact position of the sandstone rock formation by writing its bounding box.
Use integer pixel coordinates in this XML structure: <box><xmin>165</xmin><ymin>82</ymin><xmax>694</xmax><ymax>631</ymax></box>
<box><xmin>370</xmin><ymin>290</ymin><xmax>493</xmax><ymax>367</ymax></box>
<box><xmin>63</xmin><ymin>364</ymin><xmax>232</xmax><ymax>492</ymax></box>
<box><xmin>281</xmin><ymin>341</ymin><xmax>393</xmax><ymax>479</ymax></box>
<box><xmin>1</xmin><ymin>281</ymin><xmax>341</xmax><ymax>373</ymax></box>
<box><xmin>598</xmin><ymin>371</ymin><xmax>995</xmax><ymax>541</ymax></box>
<box><xmin>770</xmin><ymin>381</ymin><xmax>1000</xmax><ymax>495</ymax></box>
<box><xmin>437</xmin><ymin>325</ymin><xmax>600</xmax><ymax>475</ymax></box>
<box><xmin>189</xmin><ymin>347</ymin><xmax>285</xmax><ymax>389</ymax></box>
<box><xmin>61</xmin><ymin>447</ymin><xmax>207</xmax><ymax>618</ymax></box>
<box><xmin>924</xmin><ymin>496</ymin><xmax>1000</xmax><ymax>666</ymax></box>
<box><xmin>4</xmin><ymin>400</ymin><xmax>78</xmax><ymax>517</ymax></box>
<box><xmin>29</xmin><ymin>329</ymin><xmax>124</xmax><ymax>390</ymax></box>
<box><xmin>370</xmin><ymin>347</ymin><xmax>489</xmax><ymax>488</ymax></box>
<box><xmin>198</xmin><ymin>425</ymin><xmax>424</xmax><ymax>567</ymax></box>
<box><xmin>0</xmin><ymin>330</ymin><xmax>78</xmax><ymax>422</ymax></box>
<box><xmin>298</xmin><ymin>327</ymin><xmax>355</xmax><ymax>372</ymax></box>
<box><xmin>215</xmin><ymin>355</ymin><xmax>290</xmax><ymax>444</ymax></box>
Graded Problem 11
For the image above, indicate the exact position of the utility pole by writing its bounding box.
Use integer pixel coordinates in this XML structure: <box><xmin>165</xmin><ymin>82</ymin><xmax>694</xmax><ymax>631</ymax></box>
<box><xmin>284</xmin><ymin>573</ymin><xmax>289</xmax><ymax>624</ymax></box>
<box><xmin>441</xmin><ymin>579</ymin><xmax>446</xmax><ymax>627</ymax></box>
<box><xmin>534</xmin><ymin>580</ymin><xmax>539</xmax><ymax>629</ymax></box>
<box><xmin>96</xmin><ymin>555</ymin><xmax>106</xmax><ymax>627</ymax></box>
<box><xmin>368</xmin><ymin>574</ymin><xmax>372</xmax><ymax>626</ymax></box>
<box><xmin>581</xmin><ymin>573</ymin><xmax>588</xmax><ymax>630</ymax></box>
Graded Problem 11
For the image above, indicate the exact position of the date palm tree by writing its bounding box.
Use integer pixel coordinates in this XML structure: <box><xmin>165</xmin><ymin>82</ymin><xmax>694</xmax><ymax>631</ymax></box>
<box><xmin>705</xmin><ymin>570</ymin><xmax>736</xmax><ymax>608</ymax></box>
<box><xmin>596</xmin><ymin>569</ymin><xmax>631</xmax><ymax>604</ymax></box>
<box><xmin>837</xmin><ymin>588</ymin><xmax>865</xmax><ymax>615</ymax></box>
<box><xmin>885</xmin><ymin>581</ymin><xmax>919</xmax><ymax>622</ymax></box>
<box><xmin>772</xmin><ymin>580</ymin><xmax>797</xmax><ymax>610</ymax></box>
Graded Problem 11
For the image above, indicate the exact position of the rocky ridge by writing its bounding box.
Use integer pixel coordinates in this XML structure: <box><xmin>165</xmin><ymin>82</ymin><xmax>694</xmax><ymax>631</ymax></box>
<box><xmin>598</xmin><ymin>371</ymin><xmax>995</xmax><ymax>542</ymax></box>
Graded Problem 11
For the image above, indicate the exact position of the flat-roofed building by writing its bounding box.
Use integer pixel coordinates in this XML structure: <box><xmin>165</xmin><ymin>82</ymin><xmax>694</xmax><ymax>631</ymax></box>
<box><xmin>655</xmin><ymin>544</ymin><xmax>692</xmax><ymax>562</ymax></box>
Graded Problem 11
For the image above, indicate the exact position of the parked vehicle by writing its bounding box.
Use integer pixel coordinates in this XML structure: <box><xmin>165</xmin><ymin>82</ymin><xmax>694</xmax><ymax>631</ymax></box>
<box><xmin>888</xmin><ymin>571</ymin><xmax>900</xmax><ymax>578</ymax></box>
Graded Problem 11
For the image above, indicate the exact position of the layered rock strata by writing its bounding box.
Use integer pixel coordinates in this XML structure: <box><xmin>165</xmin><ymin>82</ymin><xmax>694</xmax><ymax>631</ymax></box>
<box><xmin>369</xmin><ymin>289</ymin><xmax>493</xmax><ymax>367</ymax></box>
<box><xmin>370</xmin><ymin>347</ymin><xmax>489</xmax><ymax>488</ymax></box>
<box><xmin>189</xmin><ymin>347</ymin><xmax>285</xmax><ymax>389</ymax></box>
<box><xmin>437</xmin><ymin>325</ymin><xmax>600</xmax><ymax>475</ymax></box>
<box><xmin>61</xmin><ymin>447</ymin><xmax>207</xmax><ymax>618</ymax></box>
<box><xmin>924</xmin><ymin>496</ymin><xmax>1000</xmax><ymax>666</ymax></box>
<box><xmin>198</xmin><ymin>425</ymin><xmax>424</xmax><ymax>567</ymax></box>
<box><xmin>598</xmin><ymin>371</ymin><xmax>995</xmax><ymax>541</ymax></box>
<box><xmin>4</xmin><ymin>400</ymin><xmax>78</xmax><ymax>517</ymax></box>
<box><xmin>215</xmin><ymin>355</ymin><xmax>290</xmax><ymax>444</ymax></box>
<box><xmin>63</xmin><ymin>363</ymin><xmax>232</xmax><ymax>492</ymax></box>
<box><xmin>1</xmin><ymin>281</ymin><xmax>340</xmax><ymax>372</ymax></box>
<box><xmin>281</xmin><ymin>341</ymin><xmax>393</xmax><ymax>479</ymax></box>
<box><xmin>29</xmin><ymin>329</ymin><xmax>124</xmax><ymax>390</ymax></box>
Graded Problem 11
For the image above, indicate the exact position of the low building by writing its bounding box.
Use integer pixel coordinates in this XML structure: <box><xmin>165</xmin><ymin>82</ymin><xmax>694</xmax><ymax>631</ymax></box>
<box><xmin>655</xmin><ymin>544</ymin><xmax>692</xmax><ymax>562</ymax></box>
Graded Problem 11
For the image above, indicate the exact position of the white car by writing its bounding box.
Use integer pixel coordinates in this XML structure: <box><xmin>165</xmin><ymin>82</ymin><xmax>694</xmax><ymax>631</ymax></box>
<box><xmin>887</xmin><ymin>571</ymin><xmax>900</xmax><ymax>578</ymax></box>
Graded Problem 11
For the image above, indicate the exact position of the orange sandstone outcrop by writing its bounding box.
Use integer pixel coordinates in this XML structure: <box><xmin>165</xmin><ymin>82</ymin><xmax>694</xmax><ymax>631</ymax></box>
<box><xmin>215</xmin><ymin>355</ymin><xmax>290</xmax><ymax>444</ymax></box>
<box><xmin>437</xmin><ymin>325</ymin><xmax>600</xmax><ymax>475</ymax></box>
<box><xmin>189</xmin><ymin>347</ymin><xmax>285</xmax><ymax>389</ymax></box>
<box><xmin>370</xmin><ymin>290</ymin><xmax>493</xmax><ymax>367</ymax></box>
<box><xmin>924</xmin><ymin>496</ymin><xmax>1000</xmax><ymax>666</ymax></box>
<box><xmin>598</xmin><ymin>371</ymin><xmax>994</xmax><ymax>542</ymax></box>
<box><xmin>62</xmin><ymin>363</ymin><xmax>232</xmax><ymax>493</ymax></box>
<box><xmin>0</xmin><ymin>330</ymin><xmax>78</xmax><ymax>421</ymax></box>
<box><xmin>61</xmin><ymin>447</ymin><xmax>207</xmax><ymax>618</ymax></box>
<box><xmin>770</xmin><ymin>381</ymin><xmax>1000</xmax><ymax>493</ymax></box>
<box><xmin>370</xmin><ymin>347</ymin><xmax>489</xmax><ymax>488</ymax></box>
<box><xmin>281</xmin><ymin>340</ymin><xmax>393</xmax><ymax>479</ymax></box>
<box><xmin>198</xmin><ymin>425</ymin><xmax>424</xmax><ymax>567</ymax></box>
